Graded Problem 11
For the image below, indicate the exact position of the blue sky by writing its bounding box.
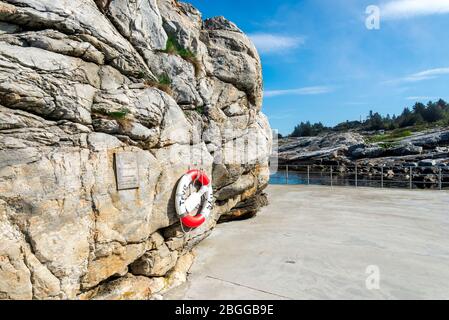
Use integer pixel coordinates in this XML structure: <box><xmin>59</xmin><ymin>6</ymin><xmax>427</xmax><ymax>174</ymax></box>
<box><xmin>189</xmin><ymin>0</ymin><xmax>449</xmax><ymax>135</ymax></box>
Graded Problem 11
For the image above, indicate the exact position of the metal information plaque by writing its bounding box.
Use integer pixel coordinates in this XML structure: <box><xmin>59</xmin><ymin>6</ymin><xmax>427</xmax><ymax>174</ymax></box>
<box><xmin>114</xmin><ymin>152</ymin><xmax>139</xmax><ymax>191</ymax></box>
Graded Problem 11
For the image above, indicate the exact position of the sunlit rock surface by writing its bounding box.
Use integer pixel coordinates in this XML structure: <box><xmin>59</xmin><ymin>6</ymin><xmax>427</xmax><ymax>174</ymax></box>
<box><xmin>0</xmin><ymin>0</ymin><xmax>272</xmax><ymax>299</ymax></box>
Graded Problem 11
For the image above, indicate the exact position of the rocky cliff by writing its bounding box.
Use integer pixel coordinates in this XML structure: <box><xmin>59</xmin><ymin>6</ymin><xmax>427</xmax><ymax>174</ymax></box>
<box><xmin>279</xmin><ymin>129</ymin><xmax>449</xmax><ymax>167</ymax></box>
<box><xmin>278</xmin><ymin>129</ymin><xmax>449</xmax><ymax>187</ymax></box>
<box><xmin>0</xmin><ymin>0</ymin><xmax>272</xmax><ymax>299</ymax></box>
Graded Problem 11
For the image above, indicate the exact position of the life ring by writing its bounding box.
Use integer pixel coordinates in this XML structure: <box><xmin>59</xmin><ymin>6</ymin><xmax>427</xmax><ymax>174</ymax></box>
<box><xmin>175</xmin><ymin>169</ymin><xmax>213</xmax><ymax>228</ymax></box>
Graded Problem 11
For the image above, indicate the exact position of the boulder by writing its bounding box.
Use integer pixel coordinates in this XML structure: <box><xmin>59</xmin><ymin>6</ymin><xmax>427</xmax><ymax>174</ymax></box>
<box><xmin>418</xmin><ymin>159</ymin><xmax>437</xmax><ymax>167</ymax></box>
<box><xmin>403</xmin><ymin>162</ymin><xmax>418</xmax><ymax>167</ymax></box>
<box><xmin>401</xmin><ymin>130</ymin><xmax>449</xmax><ymax>148</ymax></box>
<box><xmin>80</xmin><ymin>274</ymin><xmax>155</xmax><ymax>300</ymax></box>
<box><xmin>279</xmin><ymin>132</ymin><xmax>364</xmax><ymax>163</ymax></box>
<box><xmin>202</xmin><ymin>16</ymin><xmax>263</xmax><ymax>107</ymax></box>
<box><xmin>0</xmin><ymin>0</ymin><xmax>272</xmax><ymax>300</ymax></box>
<box><xmin>351</xmin><ymin>146</ymin><xmax>385</xmax><ymax>159</ymax></box>
<box><xmin>390</xmin><ymin>143</ymin><xmax>423</xmax><ymax>156</ymax></box>
<box><xmin>130</xmin><ymin>243</ymin><xmax>178</xmax><ymax>277</ymax></box>
<box><xmin>215</xmin><ymin>174</ymin><xmax>255</xmax><ymax>201</ymax></box>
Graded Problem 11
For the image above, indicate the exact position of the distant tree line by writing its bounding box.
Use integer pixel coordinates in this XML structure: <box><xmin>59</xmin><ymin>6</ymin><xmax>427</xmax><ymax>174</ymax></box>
<box><xmin>290</xmin><ymin>99</ymin><xmax>449</xmax><ymax>137</ymax></box>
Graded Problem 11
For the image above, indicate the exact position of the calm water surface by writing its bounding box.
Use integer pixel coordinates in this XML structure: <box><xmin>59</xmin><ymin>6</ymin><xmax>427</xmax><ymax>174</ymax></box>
<box><xmin>268</xmin><ymin>170</ymin><xmax>447</xmax><ymax>189</ymax></box>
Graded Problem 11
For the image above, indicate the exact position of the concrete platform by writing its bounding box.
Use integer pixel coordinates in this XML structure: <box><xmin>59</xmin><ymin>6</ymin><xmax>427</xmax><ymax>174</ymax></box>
<box><xmin>165</xmin><ymin>185</ymin><xmax>449</xmax><ymax>300</ymax></box>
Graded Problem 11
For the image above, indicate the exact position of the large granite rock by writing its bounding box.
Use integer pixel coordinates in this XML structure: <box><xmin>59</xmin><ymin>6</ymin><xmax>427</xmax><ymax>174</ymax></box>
<box><xmin>0</xmin><ymin>0</ymin><xmax>272</xmax><ymax>300</ymax></box>
<box><xmin>279</xmin><ymin>132</ymin><xmax>365</xmax><ymax>164</ymax></box>
<box><xmin>278</xmin><ymin>129</ymin><xmax>449</xmax><ymax>167</ymax></box>
<box><xmin>401</xmin><ymin>129</ymin><xmax>449</xmax><ymax>148</ymax></box>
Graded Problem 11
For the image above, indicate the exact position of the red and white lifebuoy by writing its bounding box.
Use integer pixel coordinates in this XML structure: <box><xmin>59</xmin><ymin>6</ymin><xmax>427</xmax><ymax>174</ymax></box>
<box><xmin>175</xmin><ymin>169</ymin><xmax>213</xmax><ymax>228</ymax></box>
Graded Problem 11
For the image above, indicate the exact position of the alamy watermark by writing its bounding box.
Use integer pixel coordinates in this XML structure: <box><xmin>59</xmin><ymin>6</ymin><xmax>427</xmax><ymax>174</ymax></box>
<box><xmin>163</xmin><ymin>123</ymin><xmax>279</xmax><ymax>174</ymax></box>
<box><xmin>365</xmin><ymin>265</ymin><xmax>381</xmax><ymax>290</ymax></box>
<box><xmin>365</xmin><ymin>5</ymin><xmax>381</xmax><ymax>30</ymax></box>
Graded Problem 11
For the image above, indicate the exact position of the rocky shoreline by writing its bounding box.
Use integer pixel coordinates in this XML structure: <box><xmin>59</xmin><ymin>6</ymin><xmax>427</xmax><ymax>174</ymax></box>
<box><xmin>279</xmin><ymin>128</ymin><xmax>449</xmax><ymax>166</ymax></box>
<box><xmin>277</xmin><ymin>129</ymin><xmax>449</xmax><ymax>188</ymax></box>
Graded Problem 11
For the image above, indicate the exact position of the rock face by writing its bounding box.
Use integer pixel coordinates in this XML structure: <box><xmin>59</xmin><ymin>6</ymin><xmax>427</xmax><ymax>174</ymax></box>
<box><xmin>0</xmin><ymin>0</ymin><xmax>272</xmax><ymax>299</ymax></box>
<box><xmin>279</xmin><ymin>132</ymin><xmax>365</xmax><ymax>164</ymax></box>
<box><xmin>278</xmin><ymin>129</ymin><xmax>449</xmax><ymax>189</ymax></box>
<box><xmin>279</xmin><ymin>129</ymin><xmax>449</xmax><ymax>167</ymax></box>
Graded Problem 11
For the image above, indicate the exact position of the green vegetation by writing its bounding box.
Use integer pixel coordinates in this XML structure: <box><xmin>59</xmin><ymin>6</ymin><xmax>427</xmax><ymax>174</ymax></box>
<box><xmin>161</xmin><ymin>36</ymin><xmax>201</xmax><ymax>77</ymax></box>
<box><xmin>163</xmin><ymin>36</ymin><xmax>195</xmax><ymax>58</ymax></box>
<box><xmin>163</xmin><ymin>36</ymin><xmax>181</xmax><ymax>55</ymax></box>
<box><xmin>378</xmin><ymin>142</ymin><xmax>397</xmax><ymax>149</ymax></box>
<box><xmin>95</xmin><ymin>108</ymin><xmax>130</xmax><ymax>120</ymax></box>
<box><xmin>366</xmin><ymin>128</ymin><xmax>412</xmax><ymax>144</ymax></box>
<box><xmin>291</xmin><ymin>122</ymin><xmax>328</xmax><ymax>137</ymax></box>
<box><xmin>195</xmin><ymin>105</ymin><xmax>205</xmax><ymax>114</ymax></box>
<box><xmin>157</xmin><ymin>73</ymin><xmax>171</xmax><ymax>86</ymax></box>
<box><xmin>144</xmin><ymin>73</ymin><xmax>172</xmax><ymax>95</ymax></box>
<box><xmin>290</xmin><ymin>99</ymin><xmax>449</xmax><ymax>137</ymax></box>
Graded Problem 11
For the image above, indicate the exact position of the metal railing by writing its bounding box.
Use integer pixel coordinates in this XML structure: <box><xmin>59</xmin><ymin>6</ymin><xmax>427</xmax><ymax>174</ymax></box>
<box><xmin>270</xmin><ymin>164</ymin><xmax>449</xmax><ymax>190</ymax></box>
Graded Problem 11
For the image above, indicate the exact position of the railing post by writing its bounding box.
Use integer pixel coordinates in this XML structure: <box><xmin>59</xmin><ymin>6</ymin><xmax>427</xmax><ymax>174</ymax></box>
<box><xmin>409</xmin><ymin>167</ymin><xmax>413</xmax><ymax>190</ymax></box>
<box><xmin>355</xmin><ymin>164</ymin><xmax>358</xmax><ymax>188</ymax></box>
<box><xmin>286</xmin><ymin>165</ymin><xmax>289</xmax><ymax>185</ymax></box>
<box><xmin>307</xmin><ymin>165</ymin><xmax>310</xmax><ymax>185</ymax></box>
<box><xmin>439</xmin><ymin>167</ymin><xmax>442</xmax><ymax>190</ymax></box>
<box><xmin>381</xmin><ymin>166</ymin><xmax>384</xmax><ymax>189</ymax></box>
<box><xmin>330</xmin><ymin>166</ymin><xmax>333</xmax><ymax>187</ymax></box>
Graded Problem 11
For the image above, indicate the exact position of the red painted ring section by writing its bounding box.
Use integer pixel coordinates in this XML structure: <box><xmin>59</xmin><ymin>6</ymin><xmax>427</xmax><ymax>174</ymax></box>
<box><xmin>181</xmin><ymin>214</ymin><xmax>206</xmax><ymax>228</ymax></box>
<box><xmin>186</xmin><ymin>169</ymin><xmax>210</xmax><ymax>186</ymax></box>
<box><xmin>181</xmin><ymin>169</ymin><xmax>210</xmax><ymax>228</ymax></box>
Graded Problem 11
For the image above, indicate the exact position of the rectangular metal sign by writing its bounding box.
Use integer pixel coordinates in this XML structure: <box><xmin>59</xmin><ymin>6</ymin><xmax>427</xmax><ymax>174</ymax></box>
<box><xmin>114</xmin><ymin>152</ymin><xmax>139</xmax><ymax>191</ymax></box>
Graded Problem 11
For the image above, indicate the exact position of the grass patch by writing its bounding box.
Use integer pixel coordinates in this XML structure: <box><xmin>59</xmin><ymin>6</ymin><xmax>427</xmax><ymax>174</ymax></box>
<box><xmin>157</xmin><ymin>73</ymin><xmax>171</xmax><ymax>86</ymax></box>
<box><xmin>163</xmin><ymin>36</ymin><xmax>179</xmax><ymax>55</ymax></box>
<box><xmin>366</xmin><ymin>128</ymin><xmax>412</xmax><ymax>144</ymax></box>
<box><xmin>195</xmin><ymin>105</ymin><xmax>205</xmax><ymax>114</ymax></box>
<box><xmin>95</xmin><ymin>108</ymin><xmax>130</xmax><ymax>120</ymax></box>
<box><xmin>144</xmin><ymin>73</ymin><xmax>172</xmax><ymax>95</ymax></box>
<box><xmin>389</xmin><ymin>128</ymin><xmax>413</xmax><ymax>139</ymax></box>
<box><xmin>163</xmin><ymin>36</ymin><xmax>195</xmax><ymax>59</ymax></box>
<box><xmin>409</xmin><ymin>121</ymin><xmax>449</xmax><ymax>132</ymax></box>
<box><xmin>93</xmin><ymin>108</ymin><xmax>134</xmax><ymax>131</ymax></box>
<box><xmin>160</xmin><ymin>36</ymin><xmax>202</xmax><ymax>77</ymax></box>
<box><xmin>379</xmin><ymin>142</ymin><xmax>397</xmax><ymax>149</ymax></box>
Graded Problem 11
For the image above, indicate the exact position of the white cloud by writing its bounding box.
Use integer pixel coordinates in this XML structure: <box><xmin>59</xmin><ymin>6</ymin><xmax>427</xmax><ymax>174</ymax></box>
<box><xmin>384</xmin><ymin>67</ymin><xmax>449</xmax><ymax>84</ymax></box>
<box><xmin>404</xmin><ymin>68</ymin><xmax>449</xmax><ymax>81</ymax></box>
<box><xmin>406</xmin><ymin>96</ymin><xmax>437</xmax><ymax>100</ymax></box>
<box><xmin>249</xmin><ymin>33</ymin><xmax>305</xmax><ymax>54</ymax></box>
<box><xmin>264</xmin><ymin>86</ymin><xmax>333</xmax><ymax>98</ymax></box>
<box><xmin>344</xmin><ymin>102</ymin><xmax>370</xmax><ymax>106</ymax></box>
<box><xmin>381</xmin><ymin>0</ymin><xmax>449</xmax><ymax>20</ymax></box>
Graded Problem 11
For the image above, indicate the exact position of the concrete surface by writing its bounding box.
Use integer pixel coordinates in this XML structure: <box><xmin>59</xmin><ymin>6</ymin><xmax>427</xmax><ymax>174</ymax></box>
<box><xmin>165</xmin><ymin>185</ymin><xmax>449</xmax><ymax>300</ymax></box>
